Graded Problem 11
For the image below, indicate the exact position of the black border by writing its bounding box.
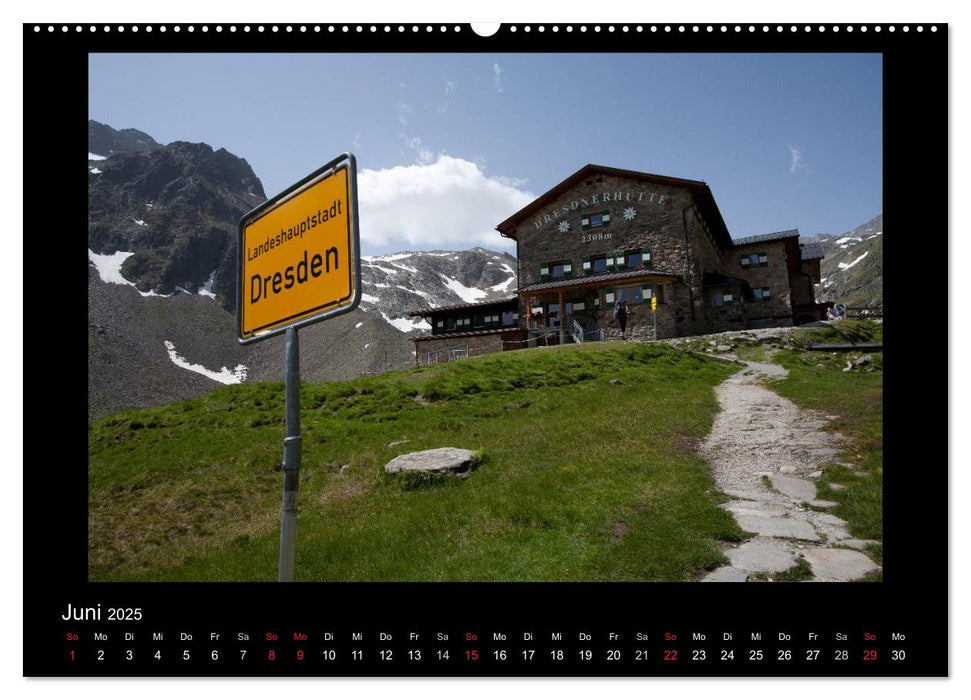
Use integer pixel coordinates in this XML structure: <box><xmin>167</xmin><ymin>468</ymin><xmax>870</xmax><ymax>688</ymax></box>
<box><xmin>25</xmin><ymin>22</ymin><xmax>948</xmax><ymax>677</ymax></box>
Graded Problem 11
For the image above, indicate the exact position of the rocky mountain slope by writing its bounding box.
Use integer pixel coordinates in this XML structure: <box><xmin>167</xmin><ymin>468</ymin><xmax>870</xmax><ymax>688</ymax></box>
<box><xmin>806</xmin><ymin>214</ymin><xmax>883</xmax><ymax>309</ymax></box>
<box><xmin>89</xmin><ymin>120</ymin><xmax>161</xmax><ymax>156</ymax></box>
<box><xmin>87</xmin><ymin>123</ymin><xmax>517</xmax><ymax>419</ymax></box>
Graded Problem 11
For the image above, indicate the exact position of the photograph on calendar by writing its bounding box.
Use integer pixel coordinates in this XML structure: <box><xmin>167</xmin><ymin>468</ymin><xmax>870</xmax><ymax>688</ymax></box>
<box><xmin>86</xmin><ymin>50</ymin><xmax>884</xmax><ymax>584</ymax></box>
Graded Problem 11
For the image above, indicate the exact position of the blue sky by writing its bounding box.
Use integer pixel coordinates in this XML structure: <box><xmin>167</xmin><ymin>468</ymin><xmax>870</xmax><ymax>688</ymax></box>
<box><xmin>89</xmin><ymin>52</ymin><xmax>881</xmax><ymax>255</ymax></box>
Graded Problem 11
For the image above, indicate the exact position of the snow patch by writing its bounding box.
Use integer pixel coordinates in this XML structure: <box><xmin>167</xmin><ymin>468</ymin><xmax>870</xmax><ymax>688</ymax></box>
<box><xmin>838</xmin><ymin>250</ymin><xmax>869</xmax><ymax>270</ymax></box>
<box><xmin>389</xmin><ymin>261</ymin><xmax>419</xmax><ymax>273</ymax></box>
<box><xmin>88</xmin><ymin>249</ymin><xmax>134</xmax><ymax>286</ymax></box>
<box><xmin>373</xmin><ymin>282</ymin><xmax>391</xmax><ymax>288</ymax></box>
<box><xmin>364</xmin><ymin>343</ymin><xmax>371</xmax><ymax>349</ymax></box>
<box><xmin>132</xmin><ymin>218</ymin><xmax>146</xmax><ymax>226</ymax></box>
<box><xmin>361</xmin><ymin>293</ymin><xmax>380</xmax><ymax>304</ymax></box>
<box><xmin>440</xmin><ymin>274</ymin><xmax>487</xmax><ymax>303</ymax></box>
<box><xmin>399</xmin><ymin>285</ymin><xmax>434</xmax><ymax>302</ymax></box>
<box><xmin>363</xmin><ymin>263</ymin><xmax>400</xmax><ymax>276</ymax></box>
<box><xmin>88</xmin><ymin>152</ymin><xmax>107</xmax><ymax>161</ymax></box>
<box><xmin>372</xmin><ymin>252</ymin><xmax>415</xmax><ymax>263</ymax></box>
<box><xmin>89</xmin><ymin>168</ymin><xmax>102</xmax><ymax>174</ymax></box>
<box><xmin>490</xmin><ymin>275</ymin><xmax>516</xmax><ymax>292</ymax></box>
<box><xmin>835</xmin><ymin>236</ymin><xmax>862</xmax><ymax>245</ymax></box>
<box><xmin>380</xmin><ymin>312</ymin><xmax>431</xmax><ymax>333</ymax></box>
<box><xmin>163</xmin><ymin>341</ymin><xmax>247</xmax><ymax>385</ymax></box>
<box><xmin>198</xmin><ymin>271</ymin><xmax>217</xmax><ymax>299</ymax></box>
<box><xmin>88</xmin><ymin>249</ymin><xmax>171</xmax><ymax>297</ymax></box>
<box><xmin>355</xmin><ymin>322</ymin><xmax>363</xmax><ymax>329</ymax></box>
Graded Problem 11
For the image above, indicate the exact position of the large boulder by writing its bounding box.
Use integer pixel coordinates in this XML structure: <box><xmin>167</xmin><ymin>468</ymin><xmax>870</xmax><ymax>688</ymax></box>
<box><xmin>384</xmin><ymin>448</ymin><xmax>479</xmax><ymax>479</ymax></box>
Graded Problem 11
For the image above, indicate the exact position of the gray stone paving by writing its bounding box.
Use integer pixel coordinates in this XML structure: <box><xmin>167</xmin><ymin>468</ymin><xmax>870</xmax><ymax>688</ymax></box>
<box><xmin>769</xmin><ymin>475</ymin><xmax>817</xmax><ymax>502</ymax></box>
<box><xmin>699</xmin><ymin>359</ymin><xmax>881</xmax><ymax>583</ymax></box>
<box><xmin>727</xmin><ymin>540</ymin><xmax>799</xmax><ymax>573</ymax></box>
<box><xmin>733</xmin><ymin>514</ymin><xmax>822</xmax><ymax>542</ymax></box>
<box><xmin>701</xmin><ymin>566</ymin><xmax>749</xmax><ymax>582</ymax></box>
<box><xmin>801</xmin><ymin>549</ymin><xmax>881</xmax><ymax>582</ymax></box>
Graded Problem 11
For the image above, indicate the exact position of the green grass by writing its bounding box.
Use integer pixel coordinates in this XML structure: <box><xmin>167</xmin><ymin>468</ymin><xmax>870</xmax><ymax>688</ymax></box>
<box><xmin>803</xmin><ymin>319</ymin><xmax>883</xmax><ymax>345</ymax></box>
<box><xmin>750</xmin><ymin>558</ymin><xmax>814</xmax><ymax>582</ymax></box>
<box><xmin>733</xmin><ymin>344</ymin><xmax>767</xmax><ymax>362</ymax></box>
<box><xmin>89</xmin><ymin>342</ymin><xmax>742</xmax><ymax>582</ymax></box>
<box><xmin>770</xmin><ymin>344</ymin><xmax>883</xmax><ymax>541</ymax></box>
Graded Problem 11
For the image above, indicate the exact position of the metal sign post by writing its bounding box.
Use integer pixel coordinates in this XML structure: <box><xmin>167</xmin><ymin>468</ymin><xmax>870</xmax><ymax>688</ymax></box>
<box><xmin>237</xmin><ymin>152</ymin><xmax>361</xmax><ymax>582</ymax></box>
<box><xmin>278</xmin><ymin>326</ymin><xmax>302</xmax><ymax>582</ymax></box>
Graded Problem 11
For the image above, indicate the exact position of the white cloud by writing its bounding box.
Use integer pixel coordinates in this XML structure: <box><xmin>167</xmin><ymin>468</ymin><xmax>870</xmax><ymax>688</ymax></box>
<box><xmin>403</xmin><ymin>135</ymin><xmax>435</xmax><ymax>164</ymax></box>
<box><xmin>789</xmin><ymin>143</ymin><xmax>805</xmax><ymax>174</ymax></box>
<box><xmin>437</xmin><ymin>79</ymin><xmax>456</xmax><ymax>114</ymax></box>
<box><xmin>357</xmin><ymin>156</ymin><xmax>534</xmax><ymax>253</ymax></box>
<box><xmin>396</xmin><ymin>102</ymin><xmax>412</xmax><ymax>127</ymax></box>
<box><xmin>493</xmin><ymin>62</ymin><xmax>503</xmax><ymax>93</ymax></box>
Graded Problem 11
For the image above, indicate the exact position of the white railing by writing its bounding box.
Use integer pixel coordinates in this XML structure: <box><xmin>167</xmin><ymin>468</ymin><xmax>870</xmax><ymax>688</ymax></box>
<box><xmin>572</xmin><ymin>320</ymin><xmax>584</xmax><ymax>344</ymax></box>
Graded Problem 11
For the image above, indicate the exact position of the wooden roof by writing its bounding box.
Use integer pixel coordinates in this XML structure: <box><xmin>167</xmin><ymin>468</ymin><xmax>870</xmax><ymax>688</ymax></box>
<box><xmin>495</xmin><ymin>163</ymin><xmax>734</xmax><ymax>250</ymax></box>
<box><xmin>407</xmin><ymin>296</ymin><xmax>518</xmax><ymax>318</ymax></box>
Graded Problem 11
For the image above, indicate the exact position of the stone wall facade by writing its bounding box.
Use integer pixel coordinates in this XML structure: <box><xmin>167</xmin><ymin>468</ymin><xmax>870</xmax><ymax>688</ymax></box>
<box><xmin>514</xmin><ymin>172</ymin><xmax>731</xmax><ymax>340</ymax></box>
<box><xmin>730</xmin><ymin>239</ymin><xmax>795</xmax><ymax>324</ymax></box>
<box><xmin>414</xmin><ymin>328</ymin><xmax>528</xmax><ymax>366</ymax></box>
<box><xmin>516</xmin><ymin>174</ymin><xmax>701</xmax><ymax>290</ymax></box>
<box><xmin>493</xmin><ymin>166</ymin><xmax>825</xmax><ymax>340</ymax></box>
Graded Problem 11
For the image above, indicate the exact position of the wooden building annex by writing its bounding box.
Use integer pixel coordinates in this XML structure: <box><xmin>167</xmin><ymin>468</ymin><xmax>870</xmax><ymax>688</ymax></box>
<box><xmin>411</xmin><ymin>164</ymin><xmax>827</xmax><ymax>364</ymax></box>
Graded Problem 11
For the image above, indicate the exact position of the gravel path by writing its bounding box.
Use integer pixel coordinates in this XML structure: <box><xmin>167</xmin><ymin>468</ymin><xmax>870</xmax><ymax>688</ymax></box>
<box><xmin>699</xmin><ymin>359</ymin><xmax>881</xmax><ymax>582</ymax></box>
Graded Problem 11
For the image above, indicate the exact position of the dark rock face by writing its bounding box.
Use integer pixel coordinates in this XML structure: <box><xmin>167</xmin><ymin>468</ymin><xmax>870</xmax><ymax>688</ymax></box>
<box><xmin>88</xmin><ymin>120</ymin><xmax>162</xmax><ymax>156</ymax></box>
<box><xmin>88</xmin><ymin>139</ymin><xmax>266</xmax><ymax>298</ymax></box>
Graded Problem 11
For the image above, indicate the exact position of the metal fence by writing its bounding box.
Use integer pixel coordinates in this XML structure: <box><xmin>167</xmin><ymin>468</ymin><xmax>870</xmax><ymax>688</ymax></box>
<box><xmin>845</xmin><ymin>306</ymin><xmax>883</xmax><ymax>319</ymax></box>
<box><xmin>416</xmin><ymin>326</ymin><xmax>609</xmax><ymax>367</ymax></box>
<box><xmin>417</xmin><ymin>340</ymin><xmax>506</xmax><ymax>367</ymax></box>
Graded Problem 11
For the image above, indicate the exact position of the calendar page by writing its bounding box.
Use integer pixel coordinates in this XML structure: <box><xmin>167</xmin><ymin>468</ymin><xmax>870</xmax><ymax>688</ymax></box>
<box><xmin>22</xmin><ymin>19</ymin><xmax>947</xmax><ymax>678</ymax></box>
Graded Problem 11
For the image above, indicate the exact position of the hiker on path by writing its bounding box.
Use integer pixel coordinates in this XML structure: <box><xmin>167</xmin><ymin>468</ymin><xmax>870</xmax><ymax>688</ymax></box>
<box><xmin>614</xmin><ymin>299</ymin><xmax>630</xmax><ymax>339</ymax></box>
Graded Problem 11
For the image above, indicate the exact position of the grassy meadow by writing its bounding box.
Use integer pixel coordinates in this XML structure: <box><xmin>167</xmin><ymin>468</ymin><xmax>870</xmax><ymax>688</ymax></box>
<box><xmin>770</xmin><ymin>320</ymin><xmax>884</xmax><ymax>566</ymax></box>
<box><xmin>89</xmin><ymin>341</ymin><xmax>744</xmax><ymax>582</ymax></box>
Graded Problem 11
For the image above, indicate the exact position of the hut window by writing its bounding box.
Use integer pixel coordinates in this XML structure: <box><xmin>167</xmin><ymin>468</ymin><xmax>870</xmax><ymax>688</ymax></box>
<box><xmin>741</xmin><ymin>252</ymin><xmax>768</xmax><ymax>268</ymax></box>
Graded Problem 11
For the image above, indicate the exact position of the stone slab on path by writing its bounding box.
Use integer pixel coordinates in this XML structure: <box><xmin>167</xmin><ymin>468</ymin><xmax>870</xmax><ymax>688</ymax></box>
<box><xmin>727</xmin><ymin>540</ymin><xmax>799</xmax><ymax>573</ymax></box>
<box><xmin>384</xmin><ymin>447</ymin><xmax>479</xmax><ymax>478</ymax></box>
<box><xmin>804</xmin><ymin>512</ymin><xmax>852</xmax><ymax>543</ymax></box>
<box><xmin>734</xmin><ymin>513</ymin><xmax>821</xmax><ymax>542</ymax></box>
<box><xmin>701</xmin><ymin>566</ymin><xmax>749</xmax><ymax>582</ymax></box>
<box><xmin>769</xmin><ymin>474</ymin><xmax>817</xmax><ymax>502</ymax></box>
<box><xmin>722</xmin><ymin>501</ymin><xmax>789</xmax><ymax>518</ymax></box>
<box><xmin>802</xmin><ymin>548</ymin><xmax>880</xmax><ymax>581</ymax></box>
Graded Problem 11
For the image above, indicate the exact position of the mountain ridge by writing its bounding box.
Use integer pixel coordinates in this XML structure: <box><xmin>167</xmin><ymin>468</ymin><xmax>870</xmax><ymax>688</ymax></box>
<box><xmin>87</xmin><ymin>122</ymin><xmax>518</xmax><ymax>419</ymax></box>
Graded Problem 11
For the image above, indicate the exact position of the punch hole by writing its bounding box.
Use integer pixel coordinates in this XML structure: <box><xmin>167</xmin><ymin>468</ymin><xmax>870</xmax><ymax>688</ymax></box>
<box><xmin>471</xmin><ymin>23</ymin><xmax>500</xmax><ymax>37</ymax></box>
